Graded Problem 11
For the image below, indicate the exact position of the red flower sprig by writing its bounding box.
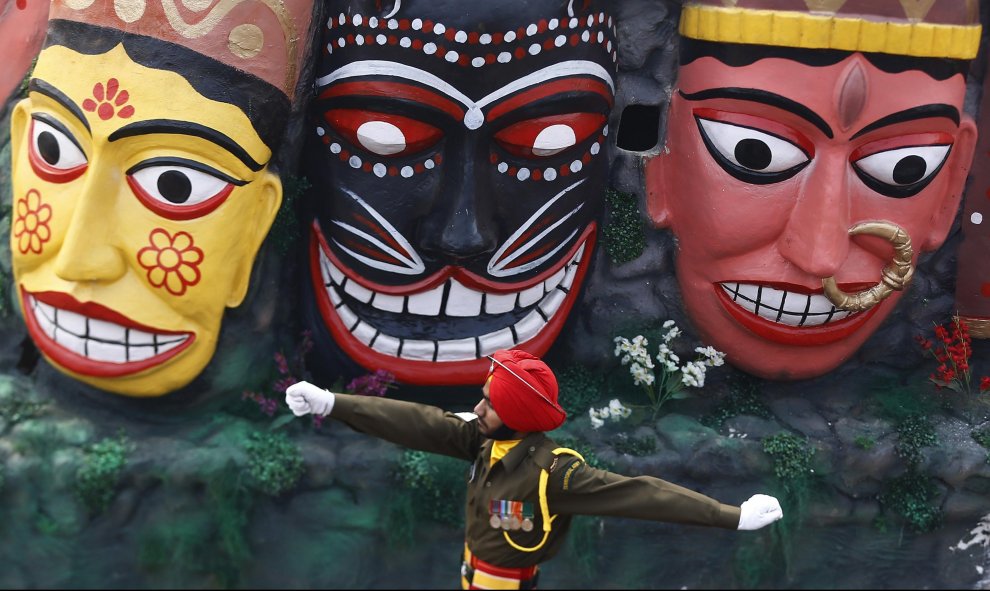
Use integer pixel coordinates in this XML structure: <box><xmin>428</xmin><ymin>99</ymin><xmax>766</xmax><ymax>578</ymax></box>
<box><xmin>915</xmin><ymin>316</ymin><xmax>989</xmax><ymax>395</ymax></box>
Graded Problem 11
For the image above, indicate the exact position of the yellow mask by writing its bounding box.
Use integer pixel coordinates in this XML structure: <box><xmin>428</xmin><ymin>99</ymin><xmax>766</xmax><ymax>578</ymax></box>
<box><xmin>10</xmin><ymin>43</ymin><xmax>282</xmax><ymax>396</ymax></box>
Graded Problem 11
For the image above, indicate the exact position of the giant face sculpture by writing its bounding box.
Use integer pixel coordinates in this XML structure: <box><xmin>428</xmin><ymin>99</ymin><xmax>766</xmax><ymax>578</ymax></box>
<box><xmin>645</xmin><ymin>1</ymin><xmax>980</xmax><ymax>380</ymax></box>
<box><xmin>10</xmin><ymin>0</ymin><xmax>313</xmax><ymax>397</ymax></box>
<box><xmin>305</xmin><ymin>0</ymin><xmax>617</xmax><ymax>386</ymax></box>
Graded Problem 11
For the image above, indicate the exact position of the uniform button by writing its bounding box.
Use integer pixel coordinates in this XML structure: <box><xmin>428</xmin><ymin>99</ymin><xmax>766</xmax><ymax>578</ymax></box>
<box><xmin>485</xmin><ymin>482</ymin><xmax>492</xmax><ymax>487</ymax></box>
<box><xmin>529</xmin><ymin>446</ymin><xmax>536</xmax><ymax>453</ymax></box>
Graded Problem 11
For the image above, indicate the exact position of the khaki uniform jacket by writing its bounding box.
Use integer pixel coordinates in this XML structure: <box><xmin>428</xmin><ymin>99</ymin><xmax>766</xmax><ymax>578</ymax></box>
<box><xmin>331</xmin><ymin>394</ymin><xmax>742</xmax><ymax>568</ymax></box>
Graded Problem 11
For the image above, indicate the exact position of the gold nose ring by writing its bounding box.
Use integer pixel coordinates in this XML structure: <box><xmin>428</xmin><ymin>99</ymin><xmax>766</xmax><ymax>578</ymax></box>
<box><xmin>821</xmin><ymin>221</ymin><xmax>915</xmax><ymax>312</ymax></box>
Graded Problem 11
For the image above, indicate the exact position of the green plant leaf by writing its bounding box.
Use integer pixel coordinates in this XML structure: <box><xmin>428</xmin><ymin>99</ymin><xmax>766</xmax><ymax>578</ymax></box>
<box><xmin>268</xmin><ymin>414</ymin><xmax>297</xmax><ymax>431</ymax></box>
<box><xmin>670</xmin><ymin>391</ymin><xmax>692</xmax><ymax>400</ymax></box>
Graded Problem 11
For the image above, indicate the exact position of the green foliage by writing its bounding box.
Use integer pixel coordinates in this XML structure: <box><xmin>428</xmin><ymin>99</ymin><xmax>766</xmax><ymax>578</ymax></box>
<box><xmin>854</xmin><ymin>435</ymin><xmax>876</xmax><ymax>451</ymax></box>
<box><xmin>552</xmin><ymin>435</ymin><xmax>612</xmax><ymax>471</ymax></box>
<box><xmin>612</xmin><ymin>432</ymin><xmax>657</xmax><ymax>456</ymax></box>
<box><xmin>269</xmin><ymin>174</ymin><xmax>310</xmax><ymax>256</ymax></box>
<box><xmin>244</xmin><ymin>430</ymin><xmax>305</xmax><ymax>497</ymax></box>
<box><xmin>762</xmin><ymin>433</ymin><xmax>815</xmax><ymax>489</ymax></box>
<box><xmin>739</xmin><ymin>432</ymin><xmax>820</xmax><ymax>587</ymax></box>
<box><xmin>701</xmin><ymin>375</ymin><xmax>770</xmax><ymax>429</ymax></box>
<box><xmin>878</xmin><ymin>469</ymin><xmax>942</xmax><ymax>533</ymax></box>
<box><xmin>138</xmin><ymin>465</ymin><xmax>254</xmax><ymax>588</ymax></box>
<box><xmin>0</xmin><ymin>397</ymin><xmax>47</xmax><ymax>423</ymax></box>
<box><xmin>75</xmin><ymin>434</ymin><xmax>131</xmax><ymax>515</ymax></box>
<box><xmin>601</xmin><ymin>188</ymin><xmax>645</xmax><ymax>264</ymax></box>
<box><xmin>556</xmin><ymin>363</ymin><xmax>604</xmax><ymax>417</ymax></box>
<box><xmin>894</xmin><ymin>414</ymin><xmax>937</xmax><ymax>467</ymax></box>
<box><xmin>393</xmin><ymin>450</ymin><xmax>467</xmax><ymax>529</ymax></box>
<box><xmin>971</xmin><ymin>425</ymin><xmax>990</xmax><ymax>449</ymax></box>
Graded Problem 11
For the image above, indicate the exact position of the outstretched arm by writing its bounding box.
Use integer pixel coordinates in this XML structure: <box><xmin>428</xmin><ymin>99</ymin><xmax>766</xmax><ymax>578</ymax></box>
<box><xmin>548</xmin><ymin>461</ymin><xmax>781</xmax><ymax>531</ymax></box>
<box><xmin>286</xmin><ymin>381</ymin><xmax>483</xmax><ymax>461</ymax></box>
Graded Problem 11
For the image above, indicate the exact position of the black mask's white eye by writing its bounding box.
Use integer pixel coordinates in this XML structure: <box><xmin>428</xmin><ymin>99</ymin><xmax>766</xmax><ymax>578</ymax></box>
<box><xmin>696</xmin><ymin>117</ymin><xmax>810</xmax><ymax>184</ymax></box>
<box><xmin>853</xmin><ymin>145</ymin><xmax>950</xmax><ymax>198</ymax></box>
<box><xmin>127</xmin><ymin>159</ymin><xmax>242</xmax><ymax>219</ymax></box>
<box><xmin>29</xmin><ymin>116</ymin><xmax>87</xmax><ymax>178</ymax></box>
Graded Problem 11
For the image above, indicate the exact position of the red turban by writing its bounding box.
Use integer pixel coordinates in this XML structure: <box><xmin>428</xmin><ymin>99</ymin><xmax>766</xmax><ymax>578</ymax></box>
<box><xmin>487</xmin><ymin>349</ymin><xmax>566</xmax><ymax>432</ymax></box>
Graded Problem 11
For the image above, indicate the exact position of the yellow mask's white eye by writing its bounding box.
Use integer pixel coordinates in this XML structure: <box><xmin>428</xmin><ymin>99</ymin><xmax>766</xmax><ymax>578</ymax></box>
<box><xmin>31</xmin><ymin>117</ymin><xmax>87</xmax><ymax>170</ymax></box>
<box><xmin>127</xmin><ymin>159</ymin><xmax>242</xmax><ymax>218</ymax></box>
<box><xmin>853</xmin><ymin>145</ymin><xmax>950</xmax><ymax>192</ymax></box>
<box><xmin>130</xmin><ymin>165</ymin><xmax>230</xmax><ymax>207</ymax></box>
<box><xmin>697</xmin><ymin>118</ymin><xmax>809</xmax><ymax>175</ymax></box>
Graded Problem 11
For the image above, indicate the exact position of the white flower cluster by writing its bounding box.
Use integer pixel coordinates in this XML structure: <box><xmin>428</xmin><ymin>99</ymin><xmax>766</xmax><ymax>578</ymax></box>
<box><xmin>588</xmin><ymin>398</ymin><xmax>632</xmax><ymax>430</ymax></box>
<box><xmin>614</xmin><ymin>321</ymin><xmax>727</xmax><ymax>392</ymax></box>
<box><xmin>613</xmin><ymin>335</ymin><xmax>655</xmax><ymax>387</ymax></box>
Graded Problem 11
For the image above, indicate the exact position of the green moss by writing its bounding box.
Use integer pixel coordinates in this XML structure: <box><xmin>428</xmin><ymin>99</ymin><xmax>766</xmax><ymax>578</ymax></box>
<box><xmin>612</xmin><ymin>432</ymin><xmax>657</xmax><ymax>456</ymax></box>
<box><xmin>869</xmin><ymin>381</ymin><xmax>939</xmax><ymax>424</ymax></box>
<box><xmin>563</xmin><ymin>515</ymin><xmax>604</xmax><ymax>579</ymax></box>
<box><xmin>601</xmin><ymin>188</ymin><xmax>645</xmax><ymax>264</ymax></box>
<box><xmin>556</xmin><ymin>363</ymin><xmax>605</xmax><ymax>418</ymax></box>
<box><xmin>702</xmin><ymin>375</ymin><xmax>770</xmax><ymax>429</ymax></box>
<box><xmin>74</xmin><ymin>434</ymin><xmax>130</xmax><ymax>515</ymax></box>
<box><xmin>244</xmin><ymin>430</ymin><xmax>304</xmax><ymax>497</ymax></box>
<box><xmin>268</xmin><ymin>174</ymin><xmax>310</xmax><ymax>256</ymax></box>
<box><xmin>894</xmin><ymin>414</ymin><xmax>936</xmax><ymax>467</ymax></box>
<box><xmin>972</xmin><ymin>426</ymin><xmax>990</xmax><ymax>464</ymax></box>
<box><xmin>878</xmin><ymin>469</ymin><xmax>942</xmax><ymax>533</ymax></box>
<box><xmin>139</xmin><ymin>465</ymin><xmax>254</xmax><ymax>588</ymax></box>
<box><xmin>854</xmin><ymin>435</ymin><xmax>876</xmax><ymax>450</ymax></box>
<box><xmin>762</xmin><ymin>433</ymin><xmax>815</xmax><ymax>488</ymax></box>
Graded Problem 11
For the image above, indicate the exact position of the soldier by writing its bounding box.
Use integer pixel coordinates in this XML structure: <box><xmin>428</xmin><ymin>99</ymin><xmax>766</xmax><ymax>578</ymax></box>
<box><xmin>286</xmin><ymin>349</ymin><xmax>782</xmax><ymax>589</ymax></box>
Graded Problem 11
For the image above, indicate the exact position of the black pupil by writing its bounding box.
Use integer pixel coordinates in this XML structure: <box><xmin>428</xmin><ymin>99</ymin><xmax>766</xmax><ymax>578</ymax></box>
<box><xmin>38</xmin><ymin>131</ymin><xmax>61</xmax><ymax>165</ymax></box>
<box><xmin>892</xmin><ymin>155</ymin><xmax>927</xmax><ymax>185</ymax></box>
<box><xmin>158</xmin><ymin>170</ymin><xmax>193</xmax><ymax>204</ymax></box>
<box><xmin>735</xmin><ymin>139</ymin><xmax>773</xmax><ymax>170</ymax></box>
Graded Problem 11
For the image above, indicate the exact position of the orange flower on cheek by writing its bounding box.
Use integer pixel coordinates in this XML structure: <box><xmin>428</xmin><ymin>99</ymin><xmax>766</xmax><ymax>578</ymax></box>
<box><xmin>137</xmin><ymin>228</ymin><xmax>204</xmax><ymax>296</ymax></box>
<box><xmin>13</xmin><ymin>189</ymin><xmax>52</xmax><ymax>254</ymax></box>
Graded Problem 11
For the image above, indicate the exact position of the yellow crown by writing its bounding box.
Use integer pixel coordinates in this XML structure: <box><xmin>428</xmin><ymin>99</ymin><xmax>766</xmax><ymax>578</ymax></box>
<box><xmin>679</xmin><ymin>2</ymin><xmax>981</xmax><ymax>60</ymax></box>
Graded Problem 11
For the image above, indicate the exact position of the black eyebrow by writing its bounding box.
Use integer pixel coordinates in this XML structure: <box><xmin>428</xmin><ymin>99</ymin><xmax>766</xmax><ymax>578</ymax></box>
<box><xmin>108</xmin><ymin>119</ymin><xmax>265</xmax><ymax>172</ymax></box>
<box><xmin>850</xmin><ymin>104</ymin><xmax>960</xmax><ymax>140</ymax></box>
<box><xmin>680</xmin><ymin>88</ymin><xmax>833</xmax><ymax>139</ymax></box>
<box><xmin>29</xmin><ymin>78</ymin><xmax>91</xmax><ymax>133</ymax></box>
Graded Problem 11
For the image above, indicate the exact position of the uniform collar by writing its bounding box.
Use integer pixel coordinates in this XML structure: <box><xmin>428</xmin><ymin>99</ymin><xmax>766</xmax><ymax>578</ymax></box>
<box><xmin>495</xmin><ymin>432</ymin><xmax>546</xmax><ymax>473</ymax></box>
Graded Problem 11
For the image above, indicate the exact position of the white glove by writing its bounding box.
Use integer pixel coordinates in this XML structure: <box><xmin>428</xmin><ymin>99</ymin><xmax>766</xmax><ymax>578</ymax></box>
<box><xmin>285</xmin><ymin>381</ymin><xmax>336</xmax><ymax>417</ymax></box>
<box><xmin>737</xmin><ymin>494</ymin><xmax>783</xmax><ymax>530</ymax></box>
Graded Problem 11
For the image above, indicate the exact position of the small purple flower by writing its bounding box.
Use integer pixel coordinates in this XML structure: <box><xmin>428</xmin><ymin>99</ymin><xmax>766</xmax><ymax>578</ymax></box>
<box><xmin>347</xmin><ymin>369</ymin><xmax>396</xmax><ymax>396</ymax></box>
<box><xmin>274</xmin><ymin>352</ymin><xmax>290</xmax><ymax>376</ymax></box>
<box><xmin>273</xmin><ymin>377</ymin><xmax>297</xmax><ymax>394</ymax></box>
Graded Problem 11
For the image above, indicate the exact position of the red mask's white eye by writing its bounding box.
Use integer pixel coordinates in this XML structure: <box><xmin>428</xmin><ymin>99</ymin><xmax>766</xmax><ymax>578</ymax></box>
<box><xmin>494</xmin><ymin>113</ymin><xmax>606</xmax><ymax>159</ymax></box>
<box><xmin>28</xmin><ymin>115</ymin><xmax>88</xmax><ymax>182</ymax></box>
<box><xmin>852</xmin><ymin>144</ymin><xmax>950</xmax><ymax>198</ymax></box>
<box><xmin>323</xmin><ymin>109</ymin><xmax>443</xmax><ymax>158</ymax></box>
<box><xmin>126</xmin><ymin>159</ymin><xmax>239</xmax><ymax>220</ymax></box>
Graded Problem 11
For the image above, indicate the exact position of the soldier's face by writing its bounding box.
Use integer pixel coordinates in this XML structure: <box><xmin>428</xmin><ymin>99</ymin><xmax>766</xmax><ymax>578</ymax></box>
<box><xmin>645</xmin><ymin>53</ymin><xmax>976</xmax><ymax>380</ymax></box>
<box><xmin>305</xmin><ymin>0</ymin><xmax>616</xmax><ymax>386</ymax></box>
<box><xmin>475</xmin><ymin>377</ymin><xmax>505</xmax><ymax>436</ymax></box>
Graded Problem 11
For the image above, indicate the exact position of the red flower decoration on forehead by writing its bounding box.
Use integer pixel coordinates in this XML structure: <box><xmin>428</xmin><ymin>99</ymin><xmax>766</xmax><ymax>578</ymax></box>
<box><xmin>82</xmin><ymin>78</ymin><xmax>135</xmax><ymax>121</ymax></box>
